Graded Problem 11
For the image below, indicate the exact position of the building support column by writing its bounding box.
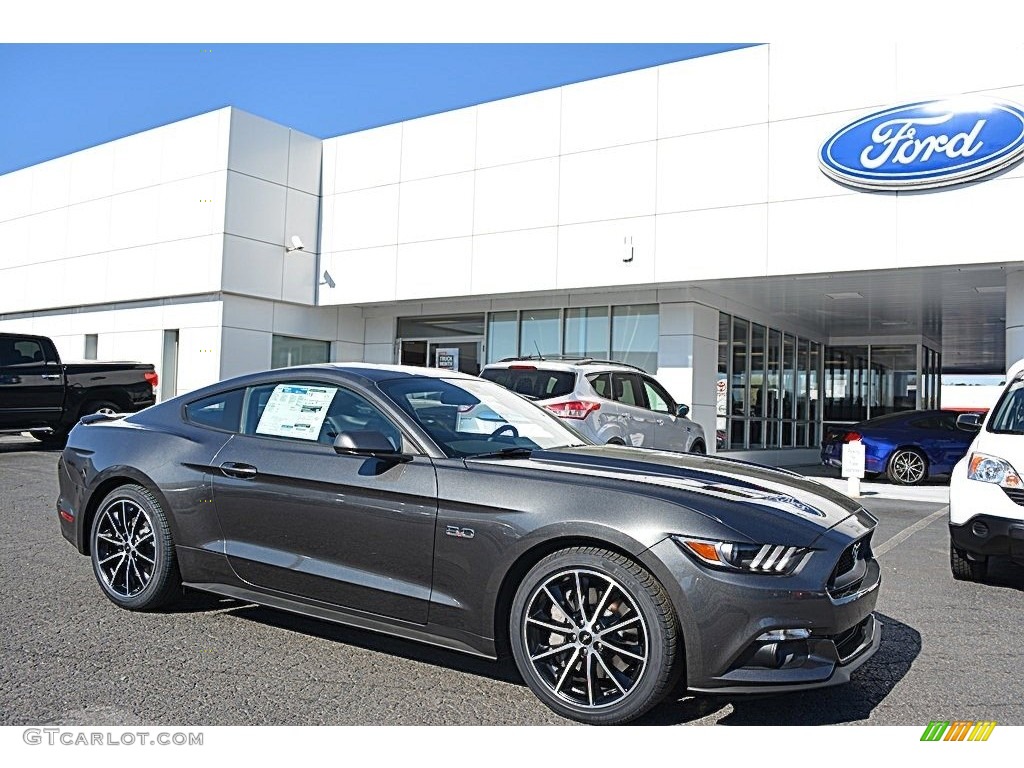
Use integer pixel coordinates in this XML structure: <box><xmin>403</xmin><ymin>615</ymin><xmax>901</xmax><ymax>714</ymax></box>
<box><xmin>657</xmin><ymin>302</ymin><xmax>719</xmax><ymax>453</ymax></box>
<box><xmin>1006</xmin><ymin>269</ymin><xmax>1024</xmax><ymax>372</ymax></box>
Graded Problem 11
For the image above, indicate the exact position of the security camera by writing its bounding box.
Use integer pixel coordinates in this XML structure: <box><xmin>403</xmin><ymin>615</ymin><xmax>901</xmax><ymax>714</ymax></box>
<box><xmin>320</xmin><ymin>270</ymin><xmax>336</xmax><ymax>289</ymax></box>
<box><xmin>286</xmin><ymin>235</ymin><xmax>305</xmax><ymax>252</ymax></box>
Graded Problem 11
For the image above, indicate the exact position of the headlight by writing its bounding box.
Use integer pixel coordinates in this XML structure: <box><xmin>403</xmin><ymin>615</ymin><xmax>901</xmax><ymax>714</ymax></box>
<box><xmin>672</xmin><ymin>536</ymin><xmax>810</xmax><ymax>574</ymax></box>
<box><xmin>967</xmin><ymin>452</ymin><xmax>1023</xmax><ymax>488</ymax></box>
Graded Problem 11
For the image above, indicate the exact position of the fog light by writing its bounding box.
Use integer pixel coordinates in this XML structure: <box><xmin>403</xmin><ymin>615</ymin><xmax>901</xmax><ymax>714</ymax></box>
<box><xmin>972</xmin><ymin>521</ymin><xmax>990</xmax><ymax>538</ymax></box>
<box><xmin>749</xmin><ymin>639</ymin><xmax>809</xmax><ymax>669</ymax></box>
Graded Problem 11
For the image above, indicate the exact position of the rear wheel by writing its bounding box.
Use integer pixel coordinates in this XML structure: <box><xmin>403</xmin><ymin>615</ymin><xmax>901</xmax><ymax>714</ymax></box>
<box><xmin>887</xmin><ymin>448</ymin><xmax>928</xmax><ymax>485</ymax></box>
<box><xmin>81</xmin><ymin>400</ymin><xmax>121</xmax><ymax>419</ymax></box>
<box><xmin>29</xmin><ymin>429</ymin><xmax>69</xmax><ymax>448</ymax></box>
<box><xmin>689</xmin><ymin>440</ymin><xmax>706</xmax><ymax>454</ymax></box>
<box><xmin>950</xmin><ymin>542</ymin><xmax>988</xmax><ymax>582</ymax></box>
<box><xmin>509</xmin><ymin>546</ymin><xmax>681</xmax><ymax>724</ymax></box>
<box><xmin>90</xmin><ymin>484</ymin><xmax>181</xmax><ymax>610</ymax></box>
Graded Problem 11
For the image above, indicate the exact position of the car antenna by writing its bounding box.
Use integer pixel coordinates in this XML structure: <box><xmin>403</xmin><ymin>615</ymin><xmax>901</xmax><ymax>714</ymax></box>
<box><xmin>533</xmin><ymin>340</ymin><xmax>543</xmax><ymax>360</ymax></box>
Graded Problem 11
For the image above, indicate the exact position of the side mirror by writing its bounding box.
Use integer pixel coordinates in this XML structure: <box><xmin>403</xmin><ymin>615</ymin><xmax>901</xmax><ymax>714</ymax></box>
<box><xmin>956</xmin><ymin>413</ymin><xmax>983</xmax><ymax>432</ymax></box>
<box><xmin>333</xmin><ymin>430</ymin><xmax>412</xmax><ymax>462</ymax></box>
<box><xmin>676</xmin><ymin>403</ymin><xmax>690</xmax><ymax>418</ymax></box>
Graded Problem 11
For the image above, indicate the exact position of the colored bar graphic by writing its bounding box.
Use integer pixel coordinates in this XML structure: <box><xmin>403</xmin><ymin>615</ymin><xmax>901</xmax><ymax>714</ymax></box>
<box><xmin>968</xmin><ymin>722</ymin><xmax>997</xmax><ymax>741</ymax></box>
<box><xmin>920</xmin><ymin>721</ymin><xmax>996</xmax><ymax>742</ymax></box>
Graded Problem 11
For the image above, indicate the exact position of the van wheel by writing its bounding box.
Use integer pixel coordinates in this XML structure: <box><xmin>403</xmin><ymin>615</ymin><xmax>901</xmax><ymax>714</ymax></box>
<box><xmin>950</xmin><ymin>542</ymin><xmax>987</xmax><ymax>582</ymax></box>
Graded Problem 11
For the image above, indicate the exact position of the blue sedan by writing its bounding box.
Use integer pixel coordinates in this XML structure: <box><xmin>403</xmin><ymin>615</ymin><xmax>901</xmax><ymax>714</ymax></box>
<box><xmin>820</xmin><ymin>410</ymin><xmax>981</xmax><ymax>485</ymax></box>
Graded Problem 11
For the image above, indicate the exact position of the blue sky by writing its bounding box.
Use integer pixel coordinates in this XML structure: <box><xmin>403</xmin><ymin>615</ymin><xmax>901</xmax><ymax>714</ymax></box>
<box><xmin>0</xmin><ymin>43</ymin><xmax>751</xmax><ymax>175</ymax></box>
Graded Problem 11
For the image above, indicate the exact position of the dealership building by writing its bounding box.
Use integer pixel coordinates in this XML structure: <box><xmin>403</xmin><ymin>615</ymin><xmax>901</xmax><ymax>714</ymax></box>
<box><xmin>1</xmin><ymin>43</ymin><xmax>1022</xmax><ymax>464</ymax></box>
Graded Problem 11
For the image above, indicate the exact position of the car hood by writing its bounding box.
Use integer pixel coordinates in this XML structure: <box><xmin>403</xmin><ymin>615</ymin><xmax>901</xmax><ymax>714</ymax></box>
<box><xmin>472</xmin><ymin>445</ymin><xmax>867</xmax><ymax>545</ymax></box>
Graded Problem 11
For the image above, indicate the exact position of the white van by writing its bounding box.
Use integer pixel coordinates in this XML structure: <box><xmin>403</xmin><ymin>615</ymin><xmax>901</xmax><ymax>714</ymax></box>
<box><xmin>948</xmin><ymin>359</ymin><xmax>1024</xmax><ymax>581</ymax></box>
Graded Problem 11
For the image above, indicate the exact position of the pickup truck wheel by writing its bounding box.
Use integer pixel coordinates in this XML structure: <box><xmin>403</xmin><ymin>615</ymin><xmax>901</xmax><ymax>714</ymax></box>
<box><xmin>81</xmin><ymin>400</ymin><xmax>120</xmax><ymax>418</ymax></box>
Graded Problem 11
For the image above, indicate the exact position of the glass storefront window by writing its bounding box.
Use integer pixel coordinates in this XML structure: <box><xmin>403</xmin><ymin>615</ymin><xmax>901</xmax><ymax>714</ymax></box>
<box><xmin>824</xmin><ymin>346</ymin><xmax>869</xmax><ymax>423</ymax></box>
<box><xmin>750</xmin><ymin>324</ymin><xmax>766</xmax><ymax>448</ymax></box>
<box><xmin>717</xmin><ymin>313</ymin><xmax>730</xmax><ymax>451</ymax></box>
<box><xmin>564</xmin><ymin>307</ymin><xmax>610</xmax><ymax>359</ymax></box>
<box><xmin>397</xmin><ymin>314</ymin><xmax>484</xmax><ymax>339</ymax></box>
<box><xmin>486</xmin><ymin>312</ymin><xmax>518</xmax><ymax>363</ymax></box>
<box><xmin>870</xmin><ymin>345</ymin><xmax>918</xmax><ymax>416</ymax></box>
<box><xmin>730</xmin><ymin>317</ymin><xmax>749</xmax><ymax>448</ymax></box>
<box><xmin>611</xmin><ymin>304</ymin><xmax>658</xmax><ymax>372</ymax></box>
<box><xmin>271</xmin><ymin>335</ymin><xmax>330</xmax><ymax>369</ymax></box>
<box><xmin>520</xmin><ymin>309</ymin><xmax>562</xmax><ymax>358</ymax></box>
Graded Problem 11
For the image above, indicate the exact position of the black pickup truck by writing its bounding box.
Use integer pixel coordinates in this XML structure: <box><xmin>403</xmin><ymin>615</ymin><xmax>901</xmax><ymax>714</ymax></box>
<box><xmin>0</xmin><ymin>333</ymin><xmax>157</xmax><ymax>446</ymax></box>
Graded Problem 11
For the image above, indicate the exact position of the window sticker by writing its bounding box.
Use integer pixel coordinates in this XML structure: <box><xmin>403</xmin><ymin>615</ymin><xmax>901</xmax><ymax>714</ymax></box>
<box><xmin>255</xmin><ymin>384</ymin><xmax>338</xmax><ymax>440</ymax></box>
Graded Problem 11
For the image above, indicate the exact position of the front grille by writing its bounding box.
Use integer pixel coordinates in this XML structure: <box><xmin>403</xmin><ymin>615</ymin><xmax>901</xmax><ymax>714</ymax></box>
<box><xmin>827</xmin><ymin>534</ymin><xmax>873</xmax><ymax>600</ymax></box>
<box><xmin>1002</xmin><ymin>488</ymin><xmax>1024</xmax><ymax>507</ymax></box>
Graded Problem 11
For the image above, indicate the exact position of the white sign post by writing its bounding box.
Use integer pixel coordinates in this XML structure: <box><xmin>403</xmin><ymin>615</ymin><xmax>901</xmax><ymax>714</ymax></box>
<box><xmin>841</xmin><ymin>440</ymin><xmax>866</xmax><ymax>498</ymax></box>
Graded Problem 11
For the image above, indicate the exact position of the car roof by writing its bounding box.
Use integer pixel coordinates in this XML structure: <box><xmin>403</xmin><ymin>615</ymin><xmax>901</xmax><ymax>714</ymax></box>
<box><xmin>482</xmin><ymin>358</ymin><xmax>646</xmax><ymax>374</ymax></box>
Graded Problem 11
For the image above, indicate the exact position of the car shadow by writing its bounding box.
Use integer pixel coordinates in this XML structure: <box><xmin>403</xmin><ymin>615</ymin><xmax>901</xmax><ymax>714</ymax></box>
<box><xmin>980</xmin><ymin>558</ymin><xmax>1024</xmax><ymax>592</ymax></box>
<box><xmin>209</xmin><ymin>600</ymin><xmax>523</xmax><ymax>686</ymax></box>
<box><xmin>638</xmin><ymin>612</ymin><xmax>920</xmax><ymax>725</ymax></box>
<box><xmin>0</xmin><ymin>436</ymin><xmax>62</xmax><ymax>454</ymax></box>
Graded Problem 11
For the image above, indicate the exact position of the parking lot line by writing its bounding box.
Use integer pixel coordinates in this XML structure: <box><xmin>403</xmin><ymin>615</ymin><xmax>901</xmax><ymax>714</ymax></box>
<box><xmin>872</xmin><ymin>506</ymin><xmax>949</xmax><ymax>558</ymax></box>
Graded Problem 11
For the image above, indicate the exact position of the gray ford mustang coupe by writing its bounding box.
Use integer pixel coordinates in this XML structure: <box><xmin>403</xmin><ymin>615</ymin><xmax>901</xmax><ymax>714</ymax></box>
<box><xmin>57</xmin><ymin>364</ymin><xmax>881</xmax><ymax>724</ymax></box>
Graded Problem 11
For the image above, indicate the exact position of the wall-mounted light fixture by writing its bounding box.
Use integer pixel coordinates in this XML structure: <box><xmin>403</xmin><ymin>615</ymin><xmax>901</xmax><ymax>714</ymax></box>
<box><xmin>286</xmin><ymin>235</ymin><xmax>305</xmax><ymax>252</ymax></box>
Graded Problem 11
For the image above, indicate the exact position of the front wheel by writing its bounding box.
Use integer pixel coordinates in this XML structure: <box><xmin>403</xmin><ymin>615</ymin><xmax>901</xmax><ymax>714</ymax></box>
<box><xmin>887</xmin><ymin>448</ymin><xmax>928</xmax><ymax>485</ymax></box>
<box><xmin>950</xmin><ymin>542</ymin><xmax>988</xmax><ymax>582</ymax></box>
<box><xmin>90</xmin><ymin>484</ymin><xmax>181</xmax><ymax>610</ymax></box>
<box><xmin>509</xmin><ymin>546</ymin><xmax>681</xmax><ymax>724</ymax></box>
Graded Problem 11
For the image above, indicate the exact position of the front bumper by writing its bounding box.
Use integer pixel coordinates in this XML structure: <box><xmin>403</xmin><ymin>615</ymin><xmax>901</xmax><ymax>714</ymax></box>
<box><xmin>647</xmin><ymin>529</ymin><xmax>881</xmax><ymax>693</ymax></box>
<box><xmin>950</xmin><ymin>515</ymin><xmax>1024</xmax><ymax>563</ymax></box>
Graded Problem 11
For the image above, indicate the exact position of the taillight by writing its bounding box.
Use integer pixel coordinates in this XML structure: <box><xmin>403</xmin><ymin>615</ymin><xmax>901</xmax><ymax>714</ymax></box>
<box><xmin>844</xmin><ymin>431</ymin><xmax>862</xmax><ymax>443</ymax></box>
<box><xmin>545</xmin><ymin>400</ymin><xmax>600</xmax><ymax>420</ymax></box>
<box><xmin>509</xmin><ymin>365</ymin><xmax>537</xmax><ymax>370</ymax></box>
<box><xmin>144</xmin><ymin>371</ymin><xmax>159</xmax><ymax>388</ymax></box>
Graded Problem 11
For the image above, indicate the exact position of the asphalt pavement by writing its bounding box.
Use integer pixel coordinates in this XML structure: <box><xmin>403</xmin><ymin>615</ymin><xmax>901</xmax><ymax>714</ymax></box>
<box><xmin>1</xmin><ymin>435</ymin><xmax>1021</xmax><ymax>726</ymax></box>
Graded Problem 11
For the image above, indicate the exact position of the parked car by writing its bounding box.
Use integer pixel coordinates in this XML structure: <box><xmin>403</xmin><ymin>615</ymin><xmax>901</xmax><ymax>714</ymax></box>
<box><xmin>58</xmin><ymin>363</ymin><xmax>880</xmax><ymax>725</ymax></box>
<box><xmin>820</xmin><ymin>409</ymin><xmax>982</xmax><ymax>486</ymax></box>
<box><xmin>948</xmin><ymin>360</ymin><xmax>1024</xmax><ymax>582</ymax></box>
<box><xmin>0</xmin><ymin>332</ymin><xmax>157</xmax><ymax>446</ymax></box>
<box><xmin>480</xmin><ymin>357</ymin><xmax>707</xmax><ymax>454</ymax></box>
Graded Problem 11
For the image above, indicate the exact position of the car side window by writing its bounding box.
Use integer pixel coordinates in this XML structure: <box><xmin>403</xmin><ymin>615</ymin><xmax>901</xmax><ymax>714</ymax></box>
<box><xmin>243</xmin><ymin>381</ymin><xmax>403</xmax><ymax>449</ymax></box>
<box><xmin>0</xmin><ymin>337</ymin><xmax>46</xmax><ymax>367</ymax></box>
<box><xmin>184</xmin><ymin>389</ymin><xmax>246</xmax><ymax>432</ymax></box>
<box><xmin>641</xmin><ymin>377</ymin><xmax>676</xmax><ymax>414</ymax></box>
<box><xmin>938</xmin><ymin>413</ymin><xmax>959</xmax><ymax>432</ymax></box>
<box><xmin>587</xmin><ymin>372</ymin><xmax>611</xmax><ymax>399</ymax></box>
<box><xmin>909</xmin><ymin>416</ymin><xmax>938</xmax><ymax>430</ymax></box>
<box><xmin>610</xmin><ymin>373</ymin><xmax>644</xmax><ymax>408</ymax></box>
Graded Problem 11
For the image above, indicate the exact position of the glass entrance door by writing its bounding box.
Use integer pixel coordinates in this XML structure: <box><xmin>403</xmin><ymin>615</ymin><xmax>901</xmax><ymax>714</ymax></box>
<box><xmin>399</xmin><ymin>338</ymin><xmax>482</xmax><ymax>375</ymax></box>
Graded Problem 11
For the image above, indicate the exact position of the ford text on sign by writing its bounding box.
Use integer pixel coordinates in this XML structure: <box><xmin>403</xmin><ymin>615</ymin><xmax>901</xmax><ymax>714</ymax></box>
<box><xmin>819</xmin><ymin>96</ymin><xmax>1024</xmax><ymax>190</ymax></box>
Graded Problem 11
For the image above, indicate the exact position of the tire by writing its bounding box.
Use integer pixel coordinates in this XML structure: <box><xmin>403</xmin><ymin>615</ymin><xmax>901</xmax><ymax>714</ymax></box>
<box><xmin>689</xmin><ymin>440</ymin><xmax>706</xmax><ymax>455</ymax></box>
<box><xmin>89</xmin><ymin>484</ymin><xmax>181</xmax><ymax>611</ymax></box>
<box><xmin>509</xmin><ymin>546</ymin><xmax>681</xmax><ymax>725</ymax></box>
<box><xmin>950</xmin><ymin>542</ymin><xmax>988</xmax><ymax>582</ymax></box>
<box><xmin>81</xmin><ymin>400</ymin><xmax>121</xmax><ymax>419</ymax></box>
<box><xmin>605</xmin><ymin>438</ymin><xmax>626</xmax><ymax>446</ymax></box>
<box><xmin>886</xmin><ymin>448</ymin><xmax>928</xmax><ymax>486</ymax></box>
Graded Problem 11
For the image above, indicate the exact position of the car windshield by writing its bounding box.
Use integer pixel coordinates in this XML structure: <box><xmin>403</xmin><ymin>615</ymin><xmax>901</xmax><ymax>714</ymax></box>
<box><xmin>378</xmin><ymin>376</ymin><xmax>588</xmax><ymax>458</ymax></box>
<box><xmin>987</xmin><ymin>378</ymin><xmax>1024</xmax><ymax>435</ymax></box>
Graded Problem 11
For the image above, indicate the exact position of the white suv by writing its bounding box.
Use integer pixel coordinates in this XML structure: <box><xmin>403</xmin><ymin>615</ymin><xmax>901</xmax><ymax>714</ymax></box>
<box><xmin>480</xmin><ymin>358</ymin><xmax>706</xmax><ymax>453</ymax></box>
<box><xmin>948</xmin><ymin>359</ymin><xmax>1024</xmax><ymax>582</ymax></box>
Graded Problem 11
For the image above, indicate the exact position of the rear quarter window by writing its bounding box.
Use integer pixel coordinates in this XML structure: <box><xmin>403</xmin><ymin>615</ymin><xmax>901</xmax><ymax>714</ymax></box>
<box><xmin>184</xmin><ymin>389</ymin><xmax>245</xmax><ymax>432</ymax></box>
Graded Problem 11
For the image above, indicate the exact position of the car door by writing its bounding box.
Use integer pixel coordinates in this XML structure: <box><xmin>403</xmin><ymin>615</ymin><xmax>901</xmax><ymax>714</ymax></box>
<box><xmin>609</xmin><ymin>372</ymin><xmax>656</xmax><ymax>448</ymax></box>
<box><xmin>0</xmin><ymin>335</ymin><xmax>65</xmax><ymax>429</ymax></box>
<box><xmin>641</xmin><ymin>375</ymin><xmax>693</xmax><ymax>452</ymax></box>
<box><xmin>210</xmin><ymin>379</ymin><xmax>438</xmax><ymax>625</ymax></box>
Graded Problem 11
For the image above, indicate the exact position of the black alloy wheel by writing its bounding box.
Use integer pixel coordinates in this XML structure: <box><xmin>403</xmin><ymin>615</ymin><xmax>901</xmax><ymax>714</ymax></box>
<box><xmin>90</xmin><ymin>484</ymin><xmax>181</xmax><ymax>610</ymax></box>
<box><xmin>510</xmin><ymin>546</ymin><xmax>681</xmax><ymax>724</ymax></box>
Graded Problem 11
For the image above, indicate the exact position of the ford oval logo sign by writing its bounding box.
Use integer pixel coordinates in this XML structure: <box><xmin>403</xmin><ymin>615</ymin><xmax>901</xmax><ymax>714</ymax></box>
<box><xmin>819</xmin><ymin>96</ymin><xmax>1024</xmax><ymax>190</ymax></box>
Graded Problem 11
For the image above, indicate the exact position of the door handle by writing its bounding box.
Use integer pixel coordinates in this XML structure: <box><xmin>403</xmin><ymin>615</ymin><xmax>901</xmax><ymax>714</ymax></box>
<box><xmin>220</xmin><ymin>462</ymin><xmax>258</xmax><ymax>479</ymax></box>
<box><xmin>41</xmin><ymin>374</ymin><xmax>62</xmax><ymax>380</ymax></box>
